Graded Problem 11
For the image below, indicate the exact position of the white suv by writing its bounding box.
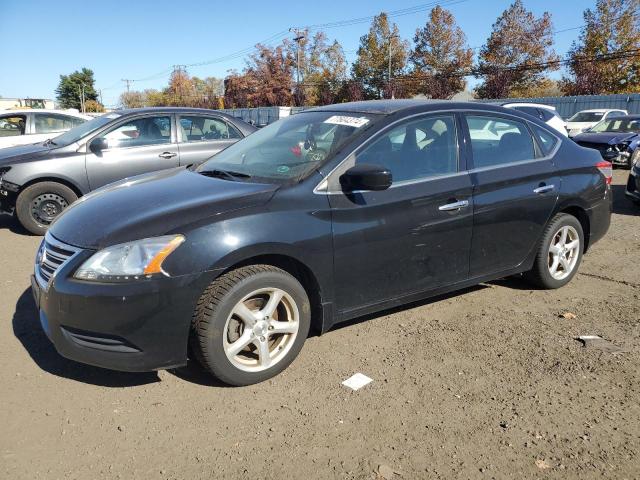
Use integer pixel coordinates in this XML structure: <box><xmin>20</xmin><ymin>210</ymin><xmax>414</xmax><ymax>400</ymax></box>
<box><xmin>502</xmin><ymin>103</ymin><xmax>567</xmax><ymax>136</ymax></box>
<box><xmin>565</xmin><ymin>109</ymin><xmax>628</xmax><ymax>138</ymax></box>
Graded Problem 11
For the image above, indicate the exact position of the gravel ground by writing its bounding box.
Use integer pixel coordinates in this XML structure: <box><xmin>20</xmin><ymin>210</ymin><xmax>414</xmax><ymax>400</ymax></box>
<box><xmin>1</xmin><ymin>170</ymin><xmax>638</xmax><ymax>479</ymax></box>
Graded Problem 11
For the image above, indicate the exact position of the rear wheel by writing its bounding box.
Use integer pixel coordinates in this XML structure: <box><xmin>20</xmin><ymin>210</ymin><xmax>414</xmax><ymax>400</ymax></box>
<box><xmin>190</xmin><ymin>265</ymin><xmax>310</xmax><ymax>386</ymax></box>
<box><xmin>524</xmin><ymin>213</ymin><xmax>584</xmax><ymax>289</ymax></box>
<box><xmin>15</xmin><ymin>182</ymin><xmax>78</xmax><ymax>235</ymax></box>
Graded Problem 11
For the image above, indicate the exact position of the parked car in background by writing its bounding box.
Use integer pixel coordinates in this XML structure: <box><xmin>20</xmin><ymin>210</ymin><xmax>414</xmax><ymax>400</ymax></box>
<box><xmin>625</xmin><ymin>148</ymin><xmax>640</xmax><ymax>204</ymax></box>
<box><xmin>32</xmin><ymin>100</ymin><xmax>612</xmax><ymax>386</ymax></box>
<box><xmin>501</xmin><ymin>102</ymin><xmax>568</xmax><ymax>136</ymax></box>
<box><xmin>566</xmin><ymin>109</ymin><xmax>628</xmax><ymax>137</ymax></box>
<box><xmin>573</xmin><ymin>114</ymin><xmax>640</xmax><ymax>169</ymax></box>
<box><xmin>0</xmin><ymin>109</ymin><xmax>91</xmax><ymax>149</ymax></box>
<box><xmin>0</xmin><ymin>107</ymin><xmax>256</xmax><ymax>234</ymax></box>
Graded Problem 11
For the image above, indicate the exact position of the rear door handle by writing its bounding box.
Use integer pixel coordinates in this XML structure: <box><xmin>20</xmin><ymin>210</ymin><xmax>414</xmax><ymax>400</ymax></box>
<box><xmin>533</xmin><ymin>184</ymin><xmax>555</xmax><ymax>194</ymax></box>
<box><xmin>159</xmin><ymin>151</ymin><xmax>177</xmax><ymax>159</ymax></box>
<box><xmin>439</xmin><ymin>200</ymin><xmax>469</xmax><ymax>211</ymax></box>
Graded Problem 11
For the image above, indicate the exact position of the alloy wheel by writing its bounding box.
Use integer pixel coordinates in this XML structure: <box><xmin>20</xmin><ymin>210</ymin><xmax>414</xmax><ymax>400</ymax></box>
<box><xmin>547</xmin><ymin>225</ymin><xmax>580</xmax><ymax>280</ymax></box>
<box><xmin>223</xmin><ymin>287</ymin><xmax>300</xmax><ymax>372</ymax></box>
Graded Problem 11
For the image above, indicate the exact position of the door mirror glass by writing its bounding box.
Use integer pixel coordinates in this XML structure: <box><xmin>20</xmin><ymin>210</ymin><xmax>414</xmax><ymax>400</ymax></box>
<box><xmin>89</xmin><ymin>137</ymin><xmax>108</xmax><ymax>153</ymax></box>
<box><xmin>340</xmin><ymin>164</ymin><xmax>392</xmax><ymax>192</ymax></box>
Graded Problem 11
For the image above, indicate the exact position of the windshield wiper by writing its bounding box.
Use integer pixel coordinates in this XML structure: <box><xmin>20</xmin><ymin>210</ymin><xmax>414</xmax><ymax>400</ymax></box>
<box><xmin>43</xmin><ymin>138</ymin><xmax>57</xmax><ymax>147</ymax></box>
<box><xmin>200</xmin><ymin>169</ymin><xmax>252</xmax><ymax>181</ymax></box>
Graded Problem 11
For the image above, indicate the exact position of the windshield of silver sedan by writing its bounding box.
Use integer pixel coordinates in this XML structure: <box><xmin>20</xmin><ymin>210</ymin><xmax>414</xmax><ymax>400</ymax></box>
<box><xmin>198</xmin><ymin>111</ymin><xmax>378</xmax><ymax>181</ymax></box>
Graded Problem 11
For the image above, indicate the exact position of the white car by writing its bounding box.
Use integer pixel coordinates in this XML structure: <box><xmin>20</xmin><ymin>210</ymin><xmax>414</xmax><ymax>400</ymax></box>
<box><xmin>0</xmin><ymin>109</ymin><xmax>91</xmax><ymax>149</ymax></box>
<box><xmin>502</xmin><ymin>102</ymin><xmax>568</xmax><ymax>136</ymax></box>
<box><xmin>565</xmin><ymin>109</ymin><xmax>628</xmax><ymax>138</ymax></box>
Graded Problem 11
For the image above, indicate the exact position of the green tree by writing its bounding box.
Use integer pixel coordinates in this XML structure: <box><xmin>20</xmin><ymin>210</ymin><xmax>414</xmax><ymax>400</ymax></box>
<box><xmin>287</xmin><ymin>31</ymin><xmax>348</xmax><ymax>105</ymax></box>
<box><xmin>55</xmin><ymin>68</ymin><xmax>98</xmax><ymax>109</ymax></box>
<box><xmin>409</xmin><ymin>5</ymin><xmax>473</xmax><ymax>99</ymax></box>
<box><xmin>352</xmin><ymin>13</ymin><xmax>409</xmax><ymax>99</ymax></box>
<box><xmin>475</xmin><ymin>0</ymin><xmax>558</xmax><ymax>99</ymax></box>
<box><xmin>561</xmin><ymin>0</ymin><xmax>640</xmax><ymax>95</ymax></box>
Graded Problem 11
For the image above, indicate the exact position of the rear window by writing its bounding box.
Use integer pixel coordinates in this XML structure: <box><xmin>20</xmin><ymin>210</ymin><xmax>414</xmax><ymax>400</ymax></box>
<box><xmin>532</xmin><ymin>125</ymin><xmax>559</xmax><ymax>156</ymax></box>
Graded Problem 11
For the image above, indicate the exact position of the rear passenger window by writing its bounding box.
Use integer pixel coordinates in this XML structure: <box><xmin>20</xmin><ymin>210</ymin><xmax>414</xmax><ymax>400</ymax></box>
<box><xmin>532</xmin><ymin>125</ymin><xmax>558</xmax><ymax>156</ymax></box>
<box><xmin>466</xmin><ymin>115</ymin><xmax>535</xmax><ymax>168</ymax></box>
<box><xmin>355</xmin><ymin>114</ymin><xmax>458</xmax><ymax>183</ymax></box>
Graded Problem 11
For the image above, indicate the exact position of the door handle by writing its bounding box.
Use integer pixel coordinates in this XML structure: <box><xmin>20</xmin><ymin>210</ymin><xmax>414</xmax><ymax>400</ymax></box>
<box><xmin>438</xmin><ymin>200</ymin><xmax>469</xmax><ymax>211</ymax></box>
<box><xmin>533</xmin><ymin>184</ymin><xmax>555</xmax><ymax>194</ymax></box>
<box><xmin>159</xmin><ymin>152</ymin><xmax>177</xmax><ymax>159</ymax></box>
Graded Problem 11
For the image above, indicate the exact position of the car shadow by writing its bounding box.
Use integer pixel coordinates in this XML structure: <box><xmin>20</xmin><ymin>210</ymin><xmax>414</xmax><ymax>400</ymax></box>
<box><xmin>12</xmin><ymin>288</ymin><xmax>160</xmax><ymax>387</ymax></box>
<box><xmin>611</xmin><ymin>182</ymin><xmax>639</xmax><ymax>216</ymax></box>
<box><xmin>0</xmin><ymin>213</ymin><xmax>32</xmax><ymax>235</ymax></box>
<box><xmin>326</xmin><ymin>284</ymin><xmax>490</xmax><ymax>333</ymax></box>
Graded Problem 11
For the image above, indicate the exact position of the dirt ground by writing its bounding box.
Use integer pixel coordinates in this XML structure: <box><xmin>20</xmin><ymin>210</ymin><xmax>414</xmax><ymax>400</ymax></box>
<box><xmin>1</xmin><ymin>170</ymin><xmax>638</xmax><ymax>480</ymax></box>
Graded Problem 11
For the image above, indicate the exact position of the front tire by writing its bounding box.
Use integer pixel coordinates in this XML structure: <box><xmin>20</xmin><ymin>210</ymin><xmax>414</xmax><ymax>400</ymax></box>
<box><xmin>190</xmin><ymin>265</ymin><xmax>311</xmax><ymax>386</ymax></box>
<box><xmin>15</xmin><ymin>182</ymin><xmax>78</xmax><ymax>235</ymax></box>
<box><xmin>524</xmin><ymin>213</ymin><xmax>584</xmax><ymax>289</ymax></box>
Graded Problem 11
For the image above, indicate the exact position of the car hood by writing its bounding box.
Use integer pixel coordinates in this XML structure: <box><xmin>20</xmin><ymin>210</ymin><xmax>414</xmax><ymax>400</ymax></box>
<box><xmin>573</xmin><ymin>131</ymin><xmax>638</xmax><ymax>145</ymax></box>
<box><xmin>566</xmin><ymin>121</ymin><xmax>594</xmax><ymax>130</ymax></box>
<box><xmin>0</xmin><ymin>142</ymin><xmax>55</xmax><ymax>165</ymax></box>
<box><xmin>49</xmin><ymin>167</ymin><xmax>279</xmax><ymax>250</ymax></box>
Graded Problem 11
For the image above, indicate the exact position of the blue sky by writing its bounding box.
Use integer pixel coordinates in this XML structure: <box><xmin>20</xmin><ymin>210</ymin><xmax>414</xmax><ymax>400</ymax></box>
<box><xmin>0</xmin><ymin>0</ymin><xmax>595</xmax><ymax>107</ymax></box>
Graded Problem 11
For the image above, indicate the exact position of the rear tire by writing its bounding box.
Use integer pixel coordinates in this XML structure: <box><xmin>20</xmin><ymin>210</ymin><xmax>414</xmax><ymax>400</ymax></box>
<box><xmin>15</xmin><ymin>182</ymin><xmax>78</xmax><ymax>235</ymax></box>
<box><xmin>190</xmin><ymin>265</ymin><xmax>311</xmax><ymax>386</ymax></box>
<box><xmin>524</xmin><ymin>213</ymin><xmax>584</xmax><ymax>289</ymax></box>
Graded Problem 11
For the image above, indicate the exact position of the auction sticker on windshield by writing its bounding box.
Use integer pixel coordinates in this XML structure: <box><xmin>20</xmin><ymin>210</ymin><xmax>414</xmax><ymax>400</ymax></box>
<box><xmin>324</xmin><ymin>115</ymin><xmax>370</xmax><ymax>128</ymax></box>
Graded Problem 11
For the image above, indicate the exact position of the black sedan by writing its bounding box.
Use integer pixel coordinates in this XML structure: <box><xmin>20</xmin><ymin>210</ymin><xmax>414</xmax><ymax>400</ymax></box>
<box><xmin>573</xmin><ymin>114</ymin><xmax>640</xmax><ymax>169</ymax></box>
<box><xmin>31</xmin><ymin>100</ymin><xmax>612</xmax><ymax>386</ymax></box>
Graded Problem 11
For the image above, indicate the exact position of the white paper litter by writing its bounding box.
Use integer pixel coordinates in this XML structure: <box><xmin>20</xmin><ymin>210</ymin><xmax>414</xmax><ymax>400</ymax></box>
<box><xmin>342</xmin><ymin>373</ymin><xmax>373</xmax><ymax>391</ymax></box>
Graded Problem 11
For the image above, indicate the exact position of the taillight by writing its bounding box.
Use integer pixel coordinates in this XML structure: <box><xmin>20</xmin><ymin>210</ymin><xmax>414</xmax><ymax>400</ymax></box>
<box><xmin>596</xmin><ymin>160</ymin><xmax>612</xmax><ymax>185</ymax></box>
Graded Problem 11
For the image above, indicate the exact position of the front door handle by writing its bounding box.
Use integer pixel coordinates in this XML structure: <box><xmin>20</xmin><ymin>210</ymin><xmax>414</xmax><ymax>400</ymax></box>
<box><xmin>439</xmin><ymin>200</ymin><xmax>470</xmax><ymax>211</ymax></box>
<box><xmin>159</xmin><ymin>151</ymin><xmax>177</xmax><ymax>159</ymax></box>
<box><xmin>533</xmin><ymin>184</ymin><xmax>555</xmax><ymax>194</ymax></box>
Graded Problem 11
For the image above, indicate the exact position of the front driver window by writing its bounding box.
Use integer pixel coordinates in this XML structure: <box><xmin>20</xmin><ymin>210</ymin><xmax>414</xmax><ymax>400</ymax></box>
<box><xmin>180</xmin><ymin>116</ymin><xmax>242</xmax><ymax>142</ymax></box>
<box><xmin>355</xmin><ymin>115</ymin><xmax>458</xmax><ymax>183</ymax></box>
<box><xmin>0</xmin><ymin>115</ymin><xmax>27</xmax><ymax>137</ymax></box>
<box><xmin>99</xmin><ymin>116</ymin><xmax>171</xmax><ymax>149</ymax></box>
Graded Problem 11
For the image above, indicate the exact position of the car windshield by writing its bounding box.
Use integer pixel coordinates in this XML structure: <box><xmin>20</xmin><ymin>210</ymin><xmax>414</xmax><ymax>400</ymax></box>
<box><xmin>197</xmin><ymin>111</ymin><xmax>378</xmax><ymax>182</ymax></box>
<box><xmin>589</xmin><ymin>118</ymin><xmax>640</xmax><ymax>133</ymax></box>
<box><xmin>569</xmin><ymin>112</ymin><xmax>604</xmax><ymax>122</ymax></box>
<box><xmin>51</xmin><ymin>113</ymin><xmax>122</xmax><ymax>146</ymax></box>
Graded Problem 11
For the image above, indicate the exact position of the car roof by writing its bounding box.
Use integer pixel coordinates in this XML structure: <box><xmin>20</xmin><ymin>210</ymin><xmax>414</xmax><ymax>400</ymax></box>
<box><xmin>0</xmin><ymin>108</ymin><xmax>90</xmax><ymax>118</ymax></box>
<box><xmin>305</xmin><ymin>99</ymin><xmax>526</xmax><ymax>116</ymax></box>
<box><xmin>575</xmin><ymin>109</ymin><xmax>625</xmax><ymax>113</ymax></box>
<box><xmin>114</xmin><ymin>106</ymin><xmax>236</xmax><ymax>117</ymax></box>
<box><xmin>501</xmin><ymin>102</ymin><xmax>555</xmax><ymax>111</ymax></box>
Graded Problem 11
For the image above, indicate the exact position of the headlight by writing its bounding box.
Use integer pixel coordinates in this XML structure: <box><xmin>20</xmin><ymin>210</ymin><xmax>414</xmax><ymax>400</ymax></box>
<box><xmin>74</xmin><ymin>235</ymin><xmax>184</xmax><ymax>281</ymax></box>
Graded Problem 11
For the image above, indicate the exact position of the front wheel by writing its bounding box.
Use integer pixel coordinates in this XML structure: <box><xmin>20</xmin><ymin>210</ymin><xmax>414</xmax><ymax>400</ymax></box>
<box><xmin>190</xmin><ymin>265</ymin><xmax>311</xmax><ymax>386</ymax></box>
<box><xmin>524</xmin><ymin>213</ymin><xmax>584</xmax><ymax>289</ymax></box>
<box><xmin>15</xmin><ymin>182</ymin><xmax>78</xmax><ymax>235</ymax></box>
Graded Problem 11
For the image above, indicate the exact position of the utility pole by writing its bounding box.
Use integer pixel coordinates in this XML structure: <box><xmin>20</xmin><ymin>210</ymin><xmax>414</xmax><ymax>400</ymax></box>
<box><xmin>121</xmin><ymin>78</ymin><xmax>133</xmax><ymax>92</ymax></box>
<box><xmin>388</xmin><ymin>33</ymin><xmax>399</xmax><ymax>99</ymax></box>
<box><xmin>289</xmin><ymin>28</ymin><xmax>306</xmax><ymax>91</ymax></box>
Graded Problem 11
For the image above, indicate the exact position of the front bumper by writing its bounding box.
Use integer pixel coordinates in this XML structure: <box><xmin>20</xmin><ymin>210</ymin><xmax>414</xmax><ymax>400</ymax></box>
<box><xmin>626</xmin><ymin>166</ymin><xmax>640</xmax><ymax>203</ymax></box>
<box><xmin>31</xmin><ymin>242</ymin><xmax>212</xmax><ymax>372</ymax></box>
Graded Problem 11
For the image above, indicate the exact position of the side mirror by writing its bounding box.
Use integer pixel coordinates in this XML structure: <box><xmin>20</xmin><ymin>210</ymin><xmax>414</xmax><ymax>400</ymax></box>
<box><xmin>340</xmin><ymin>164</ymin><xmax>392</xmax><ymax>192</ymax></box>
<box><xmin>89</xmin><ymin>137</ymin><xmax>108</xmax><ymax>153</ymax></box>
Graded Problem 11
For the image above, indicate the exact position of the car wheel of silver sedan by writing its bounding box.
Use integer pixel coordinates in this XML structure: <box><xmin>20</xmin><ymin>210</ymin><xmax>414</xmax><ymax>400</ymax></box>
<box><xmin>191</xmin><ymin>265</ymin><xmax>310</xmax><ymax>386</ymax></box>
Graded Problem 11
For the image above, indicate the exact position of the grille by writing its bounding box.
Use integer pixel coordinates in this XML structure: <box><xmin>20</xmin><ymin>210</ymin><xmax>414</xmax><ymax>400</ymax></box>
<box><xmin>35</xmin><ymin>233</ymin><xmax>80</xmax><ymax>289</ymax></box>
